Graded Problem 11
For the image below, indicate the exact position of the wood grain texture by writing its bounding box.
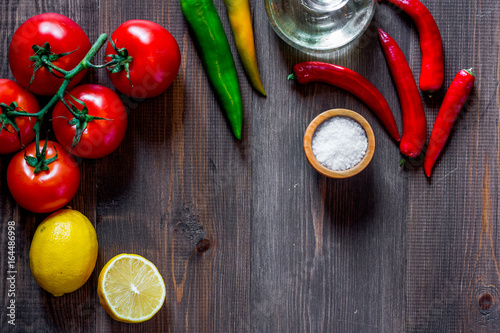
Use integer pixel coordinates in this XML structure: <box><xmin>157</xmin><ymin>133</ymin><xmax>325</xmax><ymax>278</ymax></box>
<box><xmin>0</xmin><ymin>0</ymin><xmax>499</xmax><ymax>332</ymax></box>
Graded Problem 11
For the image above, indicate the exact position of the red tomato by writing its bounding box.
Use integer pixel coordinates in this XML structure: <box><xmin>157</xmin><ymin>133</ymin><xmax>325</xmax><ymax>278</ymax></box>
<box><xmin>105</xmin><ymin>20</ymin><xmax>181</xmax><ymax>98</ymax></box>
<box><xmin>52</xmin><ymin>84</ymin><xmax>127</xmax><ymax>159</ymax></box>
<box><xmin>9</xmin><ymin>13</ymin><xmax>91</xmax><ymax>96</ymax></box>
<box><xmin>0</xmin><ymin>79</ymin><xmax>39</xmax><ymax>154</ymax></box>
<box><xmin>7</xmin><ymin>141</ymin><xmax>80</xmax><ymax>213</ymax></box>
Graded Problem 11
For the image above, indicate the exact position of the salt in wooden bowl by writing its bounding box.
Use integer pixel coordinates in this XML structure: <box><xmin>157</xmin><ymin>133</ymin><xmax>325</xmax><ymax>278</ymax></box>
<box><xmin>303</xmin><ymin>108</ymin><xmax>375</xmax><ymax>179</ymax></box>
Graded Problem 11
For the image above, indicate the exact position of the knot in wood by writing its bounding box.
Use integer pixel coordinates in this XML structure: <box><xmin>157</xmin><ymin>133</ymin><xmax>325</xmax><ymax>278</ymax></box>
<box><xmin>195</xmin><ymin>239</ymin><xmax>211</xmax><ymax>253</ymax></box>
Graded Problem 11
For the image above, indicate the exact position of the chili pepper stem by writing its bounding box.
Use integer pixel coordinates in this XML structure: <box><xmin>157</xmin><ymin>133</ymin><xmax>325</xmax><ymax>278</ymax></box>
<box><xmin>464</xmin><ymin>68</ymin><xmax>474</xmax><ymax>76</ymax></box>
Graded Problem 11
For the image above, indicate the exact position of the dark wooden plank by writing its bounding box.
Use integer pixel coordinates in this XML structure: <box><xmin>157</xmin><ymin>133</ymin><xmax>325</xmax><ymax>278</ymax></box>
<box><xmin>94</xmin><ymin>0</ymin><xmax>251</xmax><ymax>332</ymax></box>
<box><xmin>250</xmin><ymin>2</ymin><xmax>408</xmax><ymax>332</ymax></box>
<box><xmin>404</xmin><ymin>0</ymin><xmax>500</xmax><ymax>332</ymax></box>
<box><xmin>251</xmin><ymin>0</ymin><xmax>500</xmax><ymax>332</ymax></box>
<box><xmin>0</xmin><ymin>1</ymin><xmax>100</xmax><ymax>332</ymax></box>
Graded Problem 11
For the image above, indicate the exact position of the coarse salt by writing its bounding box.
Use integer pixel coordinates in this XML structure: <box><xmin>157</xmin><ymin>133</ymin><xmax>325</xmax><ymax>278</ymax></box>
<box><xmin>312</xmin><ymin>116</ymin><xmax>368</xmax><ymax>171</ymax></box>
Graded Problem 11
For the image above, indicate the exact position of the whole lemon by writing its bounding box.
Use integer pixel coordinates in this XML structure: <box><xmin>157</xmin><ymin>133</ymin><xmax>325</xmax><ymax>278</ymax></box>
<box><xmin>29</xmin><ymin>209</ymin><xmax>98</xmax><ymax>296</ymax></box>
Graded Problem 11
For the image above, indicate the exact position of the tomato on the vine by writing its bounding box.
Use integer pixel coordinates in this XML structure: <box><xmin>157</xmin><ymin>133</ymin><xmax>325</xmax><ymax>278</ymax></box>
<box><xmin>105</xmin><ymin>20</ymin><xmax>181</xmax><ymax>98</ymax></box>
<box><xmin>9</xmin><ymin>13</ymin><xmax>91</xmax><ymax>96</ymax></box>
<box><xmin>7</xmin><ymin>141</ymin><xmax>80</xmax><ymax>213</ymax></box>
<box><xmin>52</xmin><ymin>84</ymin><xmax>128</xmax><ymax>159</ymax></box>
<box><xmin>0</xmin><ymin>79</ymin><xmax>39</xmax><ymax>154</ymax></box>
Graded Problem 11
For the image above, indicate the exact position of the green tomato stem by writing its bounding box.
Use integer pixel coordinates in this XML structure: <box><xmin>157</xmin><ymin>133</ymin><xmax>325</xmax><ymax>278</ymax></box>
<box><xmin>88</xmin><ymin>59</ymin><xmax>120</xmax><ymax>69</ymax></box>
<box><xmin>7</xmin><ymin>110</ymin><xmax>33</xmax><ymax>117</ymax></box>
<box><xmin>32</xmin><ymin>34</ymin><xmax>108</xmax><ymax>119</ymax></box>
<box><xmin>40</xmin><ymin>57</ymin><xmax>70</xmax><ymax>76</ymax></box>
<box><xmin>27</xmin><ymin>33</ymin><xmax>109</xmax><ymax>164</ymax></box>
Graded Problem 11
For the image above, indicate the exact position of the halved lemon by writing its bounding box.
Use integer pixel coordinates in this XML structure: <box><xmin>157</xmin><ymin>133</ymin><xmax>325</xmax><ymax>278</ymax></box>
<box><xmin>97</xmin><ymin>254</ymin><xmax>166</xmax><ymax>323</ymax></box>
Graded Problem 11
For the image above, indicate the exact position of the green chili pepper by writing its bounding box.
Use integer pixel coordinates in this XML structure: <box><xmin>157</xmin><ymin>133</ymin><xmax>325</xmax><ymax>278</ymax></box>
<box><xmin>180</xmin><ymin>0</ymin><xmax>243</xmax><ymax>140</ymax></box>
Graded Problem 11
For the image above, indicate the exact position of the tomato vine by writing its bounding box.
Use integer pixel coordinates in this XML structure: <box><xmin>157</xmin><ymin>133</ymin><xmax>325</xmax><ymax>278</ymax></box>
<box><xmin>4</xmin><ymin>33</ymin><xmax>127</xmax><ymax>172</ymax></box>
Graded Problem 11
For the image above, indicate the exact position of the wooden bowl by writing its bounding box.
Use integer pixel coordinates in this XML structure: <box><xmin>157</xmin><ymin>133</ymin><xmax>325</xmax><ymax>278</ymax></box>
<box><xmin>303</xmin><ymin>109</ymin><xmax>375</xmax><ymax>179</ymax></box>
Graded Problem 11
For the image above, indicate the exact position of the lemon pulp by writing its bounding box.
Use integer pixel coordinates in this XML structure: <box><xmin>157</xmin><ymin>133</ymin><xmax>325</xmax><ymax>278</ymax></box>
<box><xmin>98</xmin><ymin>254</ymin><xmax>166</xmax><ymax>323</ymax></box>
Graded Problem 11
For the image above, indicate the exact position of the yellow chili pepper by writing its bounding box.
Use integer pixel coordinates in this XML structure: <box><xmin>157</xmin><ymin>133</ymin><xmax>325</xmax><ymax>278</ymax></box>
<box><xmin>224</xmin><ymin>0</ymin><xmax>266</xmax><ymax>96</ymax></box>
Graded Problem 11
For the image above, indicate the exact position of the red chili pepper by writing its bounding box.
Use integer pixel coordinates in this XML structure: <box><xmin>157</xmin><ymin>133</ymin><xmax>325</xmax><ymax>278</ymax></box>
<box><xmin>289</xmin><ymin>62</ymin><xmax>401</xmax><ymax>142</ymax></box>
<box><xmin>380</xmin><ymin>0</ymin><xmax>444</xmax><ymax>92</ymax></box>
<box><xmin>424</xmin><ymin>69</ymin><xmax>475</xmax><ymax>177</ymax></box>
<box><xmin>378</xmin><ymin>28</ymin><xmax>426</xmax><ymax>158</ymax></box>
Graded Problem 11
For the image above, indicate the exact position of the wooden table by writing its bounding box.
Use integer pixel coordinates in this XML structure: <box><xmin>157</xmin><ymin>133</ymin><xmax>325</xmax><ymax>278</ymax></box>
<box><xmin>1</xmin><ymin>0</ymin><xmax>498</xmax><ymax>332</ymax></box>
